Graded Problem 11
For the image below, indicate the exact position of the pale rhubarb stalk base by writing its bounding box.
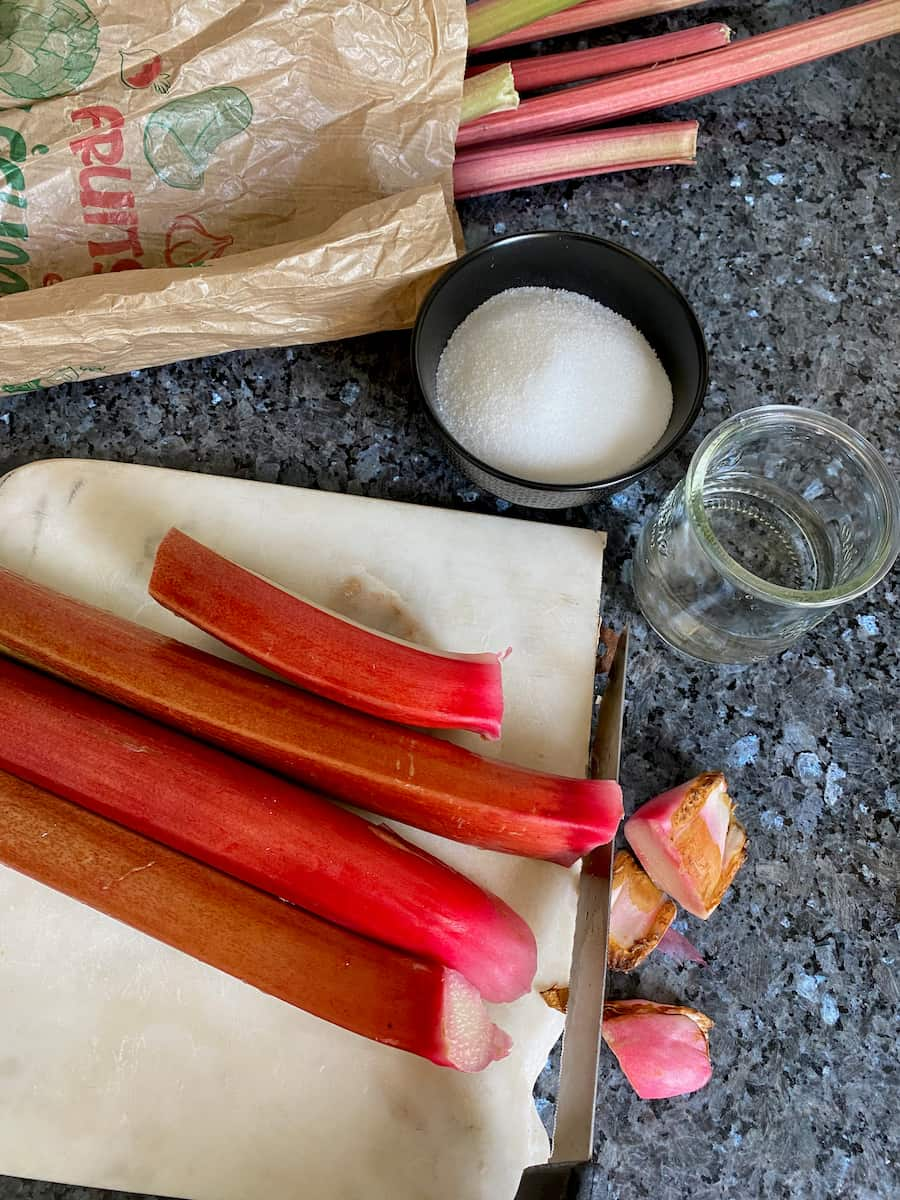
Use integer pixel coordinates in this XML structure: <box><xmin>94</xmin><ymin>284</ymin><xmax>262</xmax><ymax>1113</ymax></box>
<box><xmin>461</xmin><ymin>63</ymin><xmax>519</xmax><ymax>125</ymax></box>
<box><xmin>453</xmin><ymin>121</ymin><xmax>698</xmax><ymax>199</ymax></box>
<box><xmin>469</xmin><ymin>24</ymin><xmax>733</xmax><ymax>93</ymax></box>
<box><xmin>0</xmin><ymin>656</ymin><xmax>537</xmax><ymax>1004</ymax></box>
<box><xmin>458</xmin><ymin>0</ymin><xmax>900</xmax><ymax>147</ymax></box>
<box><xmin>608</xmin><ymin>849</ymin><xmax>677</xmax><ymax>971</ymax></box>
<box><xmin>602</xmin><ymin>1000</ymin><xmax>713</xmax><ymax>1099</ymax></box>
<box><xmin>475</xmin><ymin>0</ymin><xmax>704</xmax><ymax>53</ymax></box>
<box><xmin>624</xmin><ymin>772</ymin><xmax>747</xmax><ymax>919</ymax></box>
<box><xmin>0</xmin><ymin>566</ymin><xmax>622</xmax><ymax>863</ymax></box>
<box><xmin>0</xmin><ymin>771</ymin><xmax>511</xmax><ymax>1072</ymax></box>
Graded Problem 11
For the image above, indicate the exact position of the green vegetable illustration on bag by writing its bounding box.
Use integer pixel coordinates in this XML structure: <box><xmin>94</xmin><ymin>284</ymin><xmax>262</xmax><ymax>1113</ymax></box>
<box><xmin>144</xmin><ymin>87</ymin><xmax>253</xmax><ymax>190</ymax></box>
<box><xmin>0</xmin><ymin>0</ymin><xmax>100</xmax><ymax>101</ymax></box>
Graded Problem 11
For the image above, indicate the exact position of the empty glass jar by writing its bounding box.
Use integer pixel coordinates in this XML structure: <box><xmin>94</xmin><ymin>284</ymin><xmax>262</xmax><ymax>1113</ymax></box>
<box><xmin>633</xmin><ymin>406</ymin><xmax>900</xmax><ymax>664</ymax></box>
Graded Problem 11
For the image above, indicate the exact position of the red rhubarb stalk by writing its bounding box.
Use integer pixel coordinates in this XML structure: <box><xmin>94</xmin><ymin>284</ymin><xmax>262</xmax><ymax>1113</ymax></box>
<box><xmin>458</xmin><ymin>0</ymin><xmax>900</xmax><ymax>147</ymax></box>
<box><xmin>468</xmin><ymin>24</ymin><xmax>732</xmax><ymax>92</ymax></box>
<box><xmin>475</xmin><ymin>0</ymin><xmax>705</xmax><ymax>53</ymax></box>
<box><xmin>0</xmin><ymin>657</ymin><xmax>537</xmax><ymax>1003</ymax></box>
<box><xmin>0</xmin><ymin>771</ymin><xmax>511</xmax><ymax>1071</ymax></box>
<box><xmin>149</xmin><ymin>528</ymin><xmax>505</xmax><ymax>739</ymax></box>
<box><xmin>624</xmin><ymin>772</ymin><xmax>747</xmax><ymax>919</ymax></box>
<box><xmin>453</xmin><ymin>121</ymin><xmax>697</xmax><ymax>199</ymax></box>
<box><xmin>603</xmin><ymin>1000</ymin><xmax>713</xmax><ymax>1099</ymax></box>
<box><xmin>0</xmin><ymin>567</ymin><xmax>622</xmax><ymax>863</ymax></box>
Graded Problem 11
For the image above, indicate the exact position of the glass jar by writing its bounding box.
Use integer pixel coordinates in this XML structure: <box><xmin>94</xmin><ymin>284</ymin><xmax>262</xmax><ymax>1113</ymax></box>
<box><xmin>633</xmin><ymin>406</ymin><xmax>900</xmax><ymax>664</ymax></box>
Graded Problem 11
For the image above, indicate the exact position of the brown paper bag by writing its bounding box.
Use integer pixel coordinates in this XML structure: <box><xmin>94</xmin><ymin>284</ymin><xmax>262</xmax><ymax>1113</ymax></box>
<box><xmin>0</xmin><ymin>0</ymin><xmax>466</xmax><ymax>393</ymax></box>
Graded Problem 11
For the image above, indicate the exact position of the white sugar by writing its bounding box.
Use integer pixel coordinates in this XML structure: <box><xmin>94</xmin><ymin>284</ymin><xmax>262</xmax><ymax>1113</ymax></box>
<box><xmin>433</xmin><ymin>287</ymin><xmax>673</xmax><ymax>484</ymax></box>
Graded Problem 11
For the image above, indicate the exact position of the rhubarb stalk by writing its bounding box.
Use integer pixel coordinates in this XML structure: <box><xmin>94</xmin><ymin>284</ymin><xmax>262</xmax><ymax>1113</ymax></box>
<box><xmin>149</xmin><ymin>528</ymin><xmax>505</xmax><ymax>739</ymax></box>
<box><xmin>468</xmin><ymin>0</ymin><xmax>588</xmax><ymax>51</ymax></box>
<box><xmin>461</xmin><ymin>63</ymin><xmax>520</xmax><ymax>125</ymax></box>
<box><xmin>475</xmin><ymin>0</ymin><xmax>706</xmax><ymax>53</ymax></box>
<box><xmin>602</xmin><ymin>1000</ymin><xmax>713</xmax><ymax>1099</ymax></box>
<box><xmin>458</xmin><ymin>0</ymin><xmax>900</xmax><ymax>147</ymax></box>
<box><xmin>453</xmin><ymin>121</ymin><xmax>697</xmax><ymax>199</ymax></box>
<box><xmin>468</xmin><ymin>24</ymin><xmax>732</xmax><ymax>92</ymax></box>
<box><xmin>0</xmin><ymin>771</ymin><xmax>511</xmax><ymax>1071</ymax></box>
<box><xmin>624</xmin><ymin>772</ymin><xmax>747</xmax><ymax>919</ymax></box>
<box><xmin>0</xmin><ymin>567</ymin><xmax>622</xmax><ymax>862</ymax></box>
<box><xmin>0</xmin><ymin>656</ymin><xmax>537</xmax><ymax>1003</ymax></box>
<box><xmin>608</xmin><ymin>849</ymin><xmax>677</xmax><ymax>971</ymax></box>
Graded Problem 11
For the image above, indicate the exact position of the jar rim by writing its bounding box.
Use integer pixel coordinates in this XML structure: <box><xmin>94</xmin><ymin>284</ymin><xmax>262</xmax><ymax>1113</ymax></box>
<box><xmin>684</xmin><ymin>405</ymin><xmax>900</xmax><ymax>609</ymax></box>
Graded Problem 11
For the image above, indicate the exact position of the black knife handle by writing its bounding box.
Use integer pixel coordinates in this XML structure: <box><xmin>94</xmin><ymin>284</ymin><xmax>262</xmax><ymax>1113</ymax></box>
<box><xmin>513</xmin><ymin>1162</ymin><xmax>595</xmax><ymax>1200</ymax></box>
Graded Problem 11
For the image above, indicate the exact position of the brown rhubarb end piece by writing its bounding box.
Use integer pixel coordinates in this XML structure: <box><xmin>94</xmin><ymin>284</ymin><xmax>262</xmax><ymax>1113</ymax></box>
<box><xmin>0</xmin><ymin>770</ymin><xmax>511</xmax><ymax>1072</ymax></box>
<box><xmin>608</xmin><ymin>849</ymin><xmax>677</xmax><ymax>971</ymax></box>
<box><xmin>149</xmin><ymin>527</ymin><xmax>506</xmax><ymax>739</ymax></box>
<box><xmin>624</xmin><ymin>772</ymin><xmax>747</xmax><ymax>919</ymax></box>
<box><xmin>603</xmin><ymin>1000</ymin><xmax>713</xmax><ymax>1099</ymax></box>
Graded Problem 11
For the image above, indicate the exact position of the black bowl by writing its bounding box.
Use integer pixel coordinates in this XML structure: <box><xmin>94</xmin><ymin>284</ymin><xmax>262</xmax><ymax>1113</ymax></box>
<box><xmin>411</xmin><ymin>231</ymin><xmax>708</xmax><ymax>509</ymax></box>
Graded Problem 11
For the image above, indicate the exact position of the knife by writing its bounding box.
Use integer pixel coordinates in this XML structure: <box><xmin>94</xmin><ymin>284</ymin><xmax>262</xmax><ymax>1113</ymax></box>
<box><xmin>513</xmin><ymin>627</ymin><xmax>629</xmax><ymax>1200</ymax></box>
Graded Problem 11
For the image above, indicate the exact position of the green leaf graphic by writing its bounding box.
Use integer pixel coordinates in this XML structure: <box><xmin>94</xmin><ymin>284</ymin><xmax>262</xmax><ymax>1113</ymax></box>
<box><xmin>144</xmin><ymin>87</ymin><xmax>253</xmax><ymax>190</ymax></box>
<box><xmin>0</xmin><ymin>0</ymin><xmax>100</xmax><ymax>101</ymax></box>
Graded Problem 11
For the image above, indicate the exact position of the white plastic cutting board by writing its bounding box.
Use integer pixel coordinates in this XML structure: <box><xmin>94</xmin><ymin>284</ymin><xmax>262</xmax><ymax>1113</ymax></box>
<box><xmin>0</xmin><ymin>459</ymin><xmax>606</xmax><ymax>1200</ymax></box>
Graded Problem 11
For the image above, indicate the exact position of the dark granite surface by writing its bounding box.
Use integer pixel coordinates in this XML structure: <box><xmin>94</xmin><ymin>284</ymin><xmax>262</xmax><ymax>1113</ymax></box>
<box><xmin>1</xmin><ymin>2</ymin><xmax>898</xmax><ymax>1198</ymax></box>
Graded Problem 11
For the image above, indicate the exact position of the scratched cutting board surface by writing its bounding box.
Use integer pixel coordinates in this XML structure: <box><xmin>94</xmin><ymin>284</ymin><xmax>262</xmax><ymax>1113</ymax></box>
<box><xmin>0</xmin><ymin>459</ymin><xmax>606</xmax><ymax>1200</ymax></box>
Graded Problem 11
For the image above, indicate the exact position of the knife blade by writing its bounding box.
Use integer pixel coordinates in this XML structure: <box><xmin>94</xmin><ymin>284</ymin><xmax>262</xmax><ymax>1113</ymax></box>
<box><xmin>513</xmin><ymin>627</ymin><xmax>628</xmax><ymax>1200</ymax></box>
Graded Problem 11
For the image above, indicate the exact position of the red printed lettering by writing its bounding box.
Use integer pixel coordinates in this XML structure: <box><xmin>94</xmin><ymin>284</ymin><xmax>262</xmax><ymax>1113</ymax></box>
<box><xmin>69</xmin><ymin>106</ymin><xmax>144</xmax><ymax>270</ymax></box>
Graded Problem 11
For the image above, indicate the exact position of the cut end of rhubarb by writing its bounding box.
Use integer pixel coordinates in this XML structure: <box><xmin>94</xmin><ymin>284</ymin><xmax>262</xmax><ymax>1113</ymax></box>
<box><xmin>438</xmin><ymin>970</ymin><xmax>513</xmax><ymax>1072</ymax></box>
<box><xmin>603</xmin><ymin>999</ymin><xmax>713</xmax><ymax>1100</ymax></box>
<box><xmin>624</xmin><ymin>772</ymin><xmax>748</xmax><ymax>919</ymax></box>
<box><xmin>608</xmin><ymin>849</ymin><xmax>677</xmax><ymax>971</ymax></box>
<box><xmin>460</xmin><ymin>62</ymin><xmax>520</xmax><ymax>126</ymax></box>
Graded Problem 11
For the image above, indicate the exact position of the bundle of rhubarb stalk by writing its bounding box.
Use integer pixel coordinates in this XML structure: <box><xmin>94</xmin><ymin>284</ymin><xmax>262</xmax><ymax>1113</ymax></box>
<box><xmin>0</xmin><ymin>526</ymin><xmax>748</xmax><ymax>1103</ymax></box>
<box><xmin>455</xmin><ymin>0</ymin><xmax>900</xmax><ymax>197</ymax></box>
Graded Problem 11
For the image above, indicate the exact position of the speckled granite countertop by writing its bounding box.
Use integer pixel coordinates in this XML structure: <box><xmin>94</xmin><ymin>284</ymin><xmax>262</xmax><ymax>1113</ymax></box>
<box><xmin>1</xmin><ymin>2</ymin><xmax>897</xmax><ymax>1198</ymax></box>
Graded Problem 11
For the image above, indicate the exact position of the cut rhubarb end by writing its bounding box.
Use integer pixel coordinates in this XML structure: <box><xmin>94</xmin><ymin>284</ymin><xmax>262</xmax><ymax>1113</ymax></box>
<box><xmin>603</xmin><ymin>999</ymin><xmax>713</xmax><ymax>1100</ymax></box>
<box><xmin>608</xmin><ymin>849</ymin><xmax>677</xmax><ymax>971</ymax></box>
<box><xmin>0</xmin><ymin>656</ymin><xmax>537</xmax><ymax>1004</ymax></box>
<box><xmin>0</xmin><ymin>566</ymin><xmax>618</xmax><ymax>861</ymax></box>
<box><xmin>149</xmin><ymin>528</ymin><xmax>505</xmax><ymax>739</ymax></box>
<box><xmin>624</xmin><ymin>773</ymin><xmax>748</xmax><ymax>919</ymax></box>
<box><xmin>460</xmin><ymin>62</ymin><xmax>519</xmax><ymax>126</ymax></box>
<box><xmin>439</xmin><ymin>971</ymin><xmax>514</xmax><ymax>1071</ymax></box>
<box><xmin>0</xmin><ymin>770</ymin><xmax>509</xmax><ymax>1071</ymax></box>
<box><xmin>474</xmin><ymin>0</ymin><xmax>703</xmax><ymax>53</ymax></box>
